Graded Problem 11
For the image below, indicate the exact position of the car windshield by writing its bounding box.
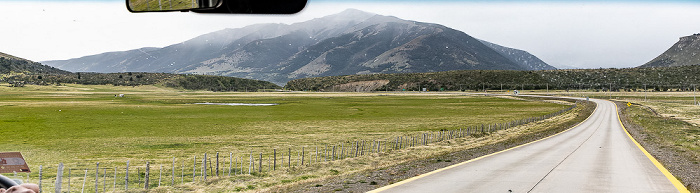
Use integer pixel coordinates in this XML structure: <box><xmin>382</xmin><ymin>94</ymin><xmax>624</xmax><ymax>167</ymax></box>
<box><xmin>0</xmin><ymin>0</ymin><xmax>698</xmax><ymax>192</ymax></box>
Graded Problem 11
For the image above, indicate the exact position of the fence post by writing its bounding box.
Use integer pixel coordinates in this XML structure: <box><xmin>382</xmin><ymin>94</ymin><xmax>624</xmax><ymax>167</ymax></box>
<box><xmin>81</xmin><ymin>169</ymin><xmax>87</xmax><ymax>193</ymax></box>
<box><xmin>301</xmin><ymin>147</ymin><xmax>305</xmax><ymax>166</ymax></box>
<box><xmin>38</xmin><ymin>165</ymin><xmax>42</xmax><ymax>193</ymax></box>
<box><xmin>229</xmin><ymin>152</ymin><xmax>233</xmax><ymax>176</ymax></box>
<box><xmin>259</xmin><ymin>153</ymin><xmax>263</xmax><ymax>173</ymax></box>
<box><xmin>55</xmin><ymin>163</ymin><xmax>63</xmax><ymax>193</ymax></box>
<box><xmin>288</xmin><ymin>148</ymin><xmax>291</xmax><ymax>167</ymax></box>
<box><xmin>172</xmin><ymin>157</ymin><xmax>175</xmax><ymax>186</ymax></box>
<box><xmin>192</xmin><ymin>156</ymin><xmax>196</xmax><ymax>181</ymax></box>
<box><xmin>273</xmin><ymin>149</ymin><xmax>276</xmax><ymax>171</ymax></box>
<box><xmin>216</xmin><ymin>152</ymin><xmax>219</xmax><ymax>177</ymax></box>
<box><xmin>95</xmin><ymin>162</ymin><xmax>99</xmax><ymax>193</ymax></box>
<box><xmin>145</xmin><ymin>162</ymin><xmax>150</xmax><ymax>190</ymax></box>
<box><xmin>125</xmin><ymin>161</ymin><xmax>130</xmax><ymax>191</ymax></box>
<box><xmin>203</xmin><ymin>153</ymin><xmax>207</xmax><ymax>181</ymax></box>
<box><xmin>248</xmin><ymin>151</ymin><xmax>252</xmax><ymax>175</ymax></box>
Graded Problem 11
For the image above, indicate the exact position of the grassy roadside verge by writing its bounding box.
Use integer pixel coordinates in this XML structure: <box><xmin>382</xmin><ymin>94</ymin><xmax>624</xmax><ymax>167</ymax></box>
<box><xmin>617</xmin><ymin>101</ymin><xmax>700</xmax><ymax>192</ymax></box>
<box><xmin>272</xmin><ymin>98</ymin><xmax>595</xmax><ymax>192</ymax></box>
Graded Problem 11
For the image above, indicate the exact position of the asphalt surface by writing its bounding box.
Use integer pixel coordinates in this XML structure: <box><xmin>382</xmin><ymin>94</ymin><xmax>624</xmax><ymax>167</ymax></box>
<box><xmin>371</xmin><ymin>99</ymin><xmax>681</xmax><ymax>193</ymax></box>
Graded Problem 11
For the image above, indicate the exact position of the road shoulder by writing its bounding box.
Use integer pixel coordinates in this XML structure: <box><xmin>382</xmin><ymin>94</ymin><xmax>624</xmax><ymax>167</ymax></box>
<box><xmin>616</xmin><ymin>101</ymin><xmax>699</xmax><ymax>192</ymax></box>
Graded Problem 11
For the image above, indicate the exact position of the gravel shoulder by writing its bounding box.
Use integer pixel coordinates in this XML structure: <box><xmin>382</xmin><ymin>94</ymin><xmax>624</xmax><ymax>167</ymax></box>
<box><xmin>616</xmin><ymin>101</ymin><xmax>700</xmax><ymax>192</ymax></box>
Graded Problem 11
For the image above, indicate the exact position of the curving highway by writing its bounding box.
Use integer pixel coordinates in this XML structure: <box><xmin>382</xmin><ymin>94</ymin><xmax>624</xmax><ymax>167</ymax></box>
<box><xmin>370</xmin><ymin>99</ymin><xmax>687</xmax><ymax>193</ymax></box>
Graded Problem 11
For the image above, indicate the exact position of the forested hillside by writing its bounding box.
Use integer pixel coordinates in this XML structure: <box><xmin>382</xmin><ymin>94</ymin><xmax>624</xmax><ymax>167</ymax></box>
<box><xmin>2</xmin><ymin>72</ymin><xmax>280</xmax><ymax>91</ymax></box>
<box><xmin>0</xmin><ymin>54</ymin><xmax>69</xmax><ymax>74</ymax></box>
<box><xmin>285</xmin><ymin>66</ymin><xmax>700</xmax><ymax>92</ymax></box>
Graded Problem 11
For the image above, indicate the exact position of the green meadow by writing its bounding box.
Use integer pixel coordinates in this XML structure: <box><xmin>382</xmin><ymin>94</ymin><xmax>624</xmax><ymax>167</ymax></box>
<box><xmin>0</xmin><ymin>84</ymin><xmax>569</xmax><ymax>191</ymax></box>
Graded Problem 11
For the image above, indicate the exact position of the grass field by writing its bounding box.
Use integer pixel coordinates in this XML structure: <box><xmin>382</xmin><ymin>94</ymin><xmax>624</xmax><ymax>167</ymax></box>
<box><xmin>0</xmin><ymin>84</ymin><xmax>570</xmax><ymax>192</ymax></box>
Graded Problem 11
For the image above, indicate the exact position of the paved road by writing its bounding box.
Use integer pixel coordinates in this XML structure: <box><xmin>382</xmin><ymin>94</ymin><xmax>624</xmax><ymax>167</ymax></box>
<box><xmin>371</xmin><ymin>99</ymin><xmax>684</xmax><ymax>193</ymax></box>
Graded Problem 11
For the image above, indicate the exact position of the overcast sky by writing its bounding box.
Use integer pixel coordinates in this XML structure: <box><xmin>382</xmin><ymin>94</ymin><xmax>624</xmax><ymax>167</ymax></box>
<box><xmin>0</xmin><ymin>0</ymin><xmax>699</xmax><ymax>69</ymax></box>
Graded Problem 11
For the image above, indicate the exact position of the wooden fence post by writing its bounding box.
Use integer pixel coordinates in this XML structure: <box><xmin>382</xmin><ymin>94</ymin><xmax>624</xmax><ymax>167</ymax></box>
<box><xmin>38</xmin><ymin>165</ymin><xmax>42</xmax><ymax>193</ymax></box>
<box><xmin>332</xmin><ymin>146</ymin><xmax>336</xmax><ymax>161</ymax></box>
<box><xmin>55</xmin><ymin>163</ymin><xmax>63</xmax><ymax>193</ymax></box>
<box><xmin>192</xmin><ymin>156</ymin><xmax>196</xmax><ymax>181</ymax></box>
<box><xmin>95</xmin><ymin>162</ymin><xmax>99</xmax><ymax>193</ymax></box>
<box><xmin>203</xmin><ymin>153</ymin><xmax>207</xmax><ymax>181</ymax></box>
<box><xmin>273</xmin><ymin>149</ymin><xmax>276</xmax><ymax>171</ymax></box>
<box><xmin>216</xmin><ymin>152</ymin><xmax>219</xmax><ymax>177</ymax></box>
<box><xmin>248</xmin><ymin>151</ymin><xmax>252</xmax><ymax>175</ymax></box>
<box><xmin>81</xmin><ymin>169</ymin><xmax>87</xmax><ymax>193</ymax></box>
<box><xmin>145</xmin><ymin>161</ymin><xmax>150</xmax><ymax>190</ymax></box>
<box><xmin>172</xmin><ymin>157</ymin><xmax>175</xmax><ymax>186</ymax></box>
<box><xmin>341</xmin><ymin>143</ymin><xmax>344</xmax><ymax>159</ymax></box>
<box><xmin>123</xmin><ymin>160</ymin><xmax>129</xmax><ymax>192</ymax></box>
<box><xmin>301</xmin><ymin>147</ymin><xmax>305</xmax><ymax>165</ymax></box>
<box><xmin>259</xmin><ymin>153</ymin><xmax>262</xmax><ymax>173</ymax></box>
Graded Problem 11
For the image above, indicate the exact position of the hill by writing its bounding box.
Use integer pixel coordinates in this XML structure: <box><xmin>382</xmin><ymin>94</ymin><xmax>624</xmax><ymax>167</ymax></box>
<box><xmin>640</xmin><ymin>34</ymin><xmax>700</xmax><ymax>68</ymax></box>
<box><xmin>285</xmin><ymin>66</ymin><xmax>700</xmax><ymax>92</ymax></box>
<box><xmin>42</xmin><ymin>9</ymin><xmax>555</xmax><ymax>85</ymax></box>
<box><xmin>0</xmin><ymin>52</ymin><xmax>69</xmax><ymax>74</ymax></box>
<box><xmin>1</xmin><ymin>52</ymin><xmax>280</xmax><ymax>91</ymax></box>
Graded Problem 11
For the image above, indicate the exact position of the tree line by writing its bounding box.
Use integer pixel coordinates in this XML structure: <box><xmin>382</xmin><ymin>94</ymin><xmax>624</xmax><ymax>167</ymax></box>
<box><xmin>284</xmin><ymin>65</ymin><xmax>700</xmax><ymax>92</ymax></box>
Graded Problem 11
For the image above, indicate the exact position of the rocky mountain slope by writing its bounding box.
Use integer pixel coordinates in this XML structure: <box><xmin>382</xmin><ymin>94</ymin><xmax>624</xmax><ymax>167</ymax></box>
<box><xmin>640</xmin><ymin>34</ymin><xmax>700</xmax><ymax>68</ymax></box>
<box><xmin>43</xmin><ymin>9</ymin><xmax>555</xmax><ymax>85</ymax></box>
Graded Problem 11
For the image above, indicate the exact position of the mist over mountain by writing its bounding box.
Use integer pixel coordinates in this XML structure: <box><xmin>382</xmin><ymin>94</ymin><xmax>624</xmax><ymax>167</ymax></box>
<box><xmin>640</xmin><ymin>33</ymin><xmax>700</xmax><ymax>68</ymax></box>
<box><xmin>43</xmin><ymin>9</ymin><xmax>555</xmax><ymax>85</ymax></box>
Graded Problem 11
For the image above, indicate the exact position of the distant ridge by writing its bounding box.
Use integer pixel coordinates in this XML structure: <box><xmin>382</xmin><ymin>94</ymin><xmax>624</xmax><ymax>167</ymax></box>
<box><xmin>640</xmin><ymin>33</ymin><xmax>700</xmax><ymax>68</ymax></box>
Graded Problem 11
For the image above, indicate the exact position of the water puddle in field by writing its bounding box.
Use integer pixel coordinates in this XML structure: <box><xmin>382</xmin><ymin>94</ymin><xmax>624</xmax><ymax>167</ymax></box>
<box><xmin>193</xmin><ymin>102</ymin><xmax>278</xmax><ymax>106</ymax></box>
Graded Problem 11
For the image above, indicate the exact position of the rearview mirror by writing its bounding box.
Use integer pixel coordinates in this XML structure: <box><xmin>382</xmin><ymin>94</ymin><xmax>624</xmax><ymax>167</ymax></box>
<box><xmin>127</xmin><ymin>0</ymin><xmax>307</xmax><ymax>14</ymax></box>
<box><xmin>127</xmin><ymin>0</ymin><xmax>222</xmax><ymax>12</ymax></box>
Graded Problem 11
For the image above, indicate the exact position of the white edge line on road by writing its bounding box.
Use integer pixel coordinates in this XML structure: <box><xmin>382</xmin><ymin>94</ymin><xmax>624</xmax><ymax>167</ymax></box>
<box><xmin>614</xmin><ymin>102</ymin><xmax>690</xmax><ymax>193</ymax></box>
<box><xmin>368</xmin><ymin>100</ymin><xmax>598</xmax><ymax>193</ymax></box>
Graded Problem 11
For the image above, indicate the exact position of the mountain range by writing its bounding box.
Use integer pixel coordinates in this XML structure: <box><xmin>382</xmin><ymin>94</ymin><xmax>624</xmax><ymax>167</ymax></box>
<box><xmin>640</xmin><ymin>33</ymin><xmax>700</xmax><ymax>68</ymax></box>
<box><xmin>43</xmin><ymin>9</ymin><xmax>555</xmax><ymax>85</ymax></box>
